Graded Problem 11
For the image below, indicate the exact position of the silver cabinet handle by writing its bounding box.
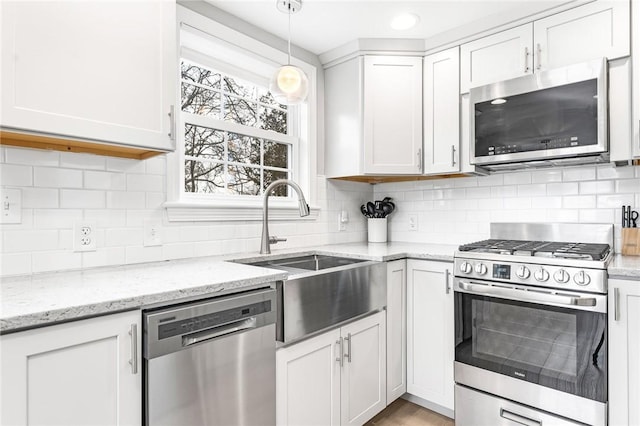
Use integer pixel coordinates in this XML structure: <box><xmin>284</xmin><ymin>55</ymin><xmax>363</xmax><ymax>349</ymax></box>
<box><xmin>535</xmin><ymin>43</ymin><xmax>542</xmax><ymax>70</ymax></box>
<box><xmin>445</xmin><ymin>269</ymin><xmax>451</xmax><ymax>294</ymax></box>
<box><xmin>417</xmin><ymin>148</ymin><xmax>422</xmax><ymax>171</ymax></box>
<box><xmin>168</xmin><ymin>105</ymin><xmax>176</xmax><ymax>141</ymax></box>
<box><xmin>129</xmin><ymin>323</ymin><xmax>138</xmax><ymax>375</ymax></box>
<box><xmin>182</xmin><ymin>317</ymin><xmax>256</xmax><ymax>347</ymax></box>
<box><xmin>524</xmin><ymin>46</ymin><xmax>530</xmax><ymax>73</ymax></box>
<box><xmin>451</xmin><ymin>145</ymin><xmax>457</xmax><ymax>167</ymax></box>
<box><xmin>500</xmin><ymin>408</ymin><xmax>541</xmax><ymax>426</ymax></box>
<box><xmin>344</xmin><ymin>333</ymin><xmax>352</xmax><ymax>363</ymax></box>
<box><xmin>614</xmin><ymin>287</ymin><xmax>620</xmax><ymax>321</ymax></box>
<box><xmin>336</xmin><ymin>338</ymin><xmax>344</xmax><ymax>367</ymax></box>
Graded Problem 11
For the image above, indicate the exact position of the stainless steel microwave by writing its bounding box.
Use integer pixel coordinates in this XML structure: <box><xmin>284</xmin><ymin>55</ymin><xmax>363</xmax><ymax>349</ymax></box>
<box><xmin>470</xmin><ymin>59</ymin><xmax>608</xmax><ymax>171</ymax></box>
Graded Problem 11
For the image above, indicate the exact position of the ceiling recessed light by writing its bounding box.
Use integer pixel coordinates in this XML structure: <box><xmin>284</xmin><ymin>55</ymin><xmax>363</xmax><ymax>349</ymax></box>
<box><xmin>390</xmin><ymin>13</ymin><xmax>419</xmax><ymax>31</ymax></box>
<box><xmin>491</xmin><ymin>98</ymin><xmax>507</xmax><ymax>105</ymax></box>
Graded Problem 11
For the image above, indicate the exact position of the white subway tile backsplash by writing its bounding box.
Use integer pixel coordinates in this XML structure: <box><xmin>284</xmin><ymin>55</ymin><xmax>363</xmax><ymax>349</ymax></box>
<box><xmin>404</xmin><ymin>190</ymin><xmax>424</xmax><ymax>201</ymax></box>
<box><xmin>60</xmin><ymin>189</ymin><xmax>105</xmax><ymax>209</ymax></box>
<box><xmin>597</xmin><ymin>194</ymin><xmax>635</xmax><ymax>208</ymax></box>
<box><xmin>504</xmin><ymin>197</ymin><xmax>532</xmax><ymax>210</ymax></box>
<box><xmin>146</xmin><ymin>192</ymin><xmax>165</xmax><ymax>209</ymax></box>
<box><xmin>597</xmin><ymin>165</ymin><xmax>635</xmax><ymax>180</ymax></box>
<box><xmin>477</xmin><ymin>174</ymin><xmax>504</xmax><ymax>187</ymax></box>
<box><xmin>84</xmin><ymin>171</ymin><xmax>126</xmax><ymax>190</ymax></box>
<box><xmin>491</xmin><ymin>185</ymin><xmax>517</xmax><ymax>198</ymax></box>
<box><xmin>453</xmin><ymin>177</ymin><xmax>478</xmax><ymax>187</ymax></box>
<box><xmin>531</xmin><ymin>170</ymin><xmax>562</xmax><ymax>183</ymax></box>
<box><xmin>517</xmin><ymin>184</ymin><xmax>546</xmax><ymax>197</ymax></box>
<box><xmin>82</xmin><ymin>247</ymin><xmax>126</xmax><ymax>269</ymax></box>
<box><xmin>32</xmin><ymin>251</ymin><xmax>82</xmax><ymax>273</ymax></box>
<box><xmin>546</xmin><ymin>209</ymin><xmax>579</xmax><ymax>222</ymax></box>
<box><xmin>563</xmin><ymin>166</ymin><xmax>596</xmax><ymax>182</ymax></box>
<box><xmin>5</xmin><ymin>147</ymin><xmax>59</xmax><ymax>167</ymax></box>
<box><xmin>1</xmin><ymin>164</ymin><xmax>33</xmax><ymax>186</ymax></box>
<box><xmin>22</xmin><ymin>188</ymin><xmax>58</xmax><ymax>208</ymax></box>
<box><xmin>579</xmin><ymin>180</ymin><xmax>615</xmax><ymax>195</ymax></box>
<box><xmin>163</xmin><ymin>242</ymin><xmax>196</xmax><ymax>260</ymax></box>
<box><xmin>60</xmin><ymin>151</ymin><xmax>106</xmax><ymax>170</ymax></box>
<box><xmin>547</xmin><ymin>182</ymin><xmax>579</xmax><ymax>196</ymax></box>
<box><xmin>532</xmin><ymin>196</ymin><xmax>562</xmax><ymax>209</ymax></box>
<box><xmin>0</xmin><ymin>253</ymin><xmax>32</xmax><ymax>276</ymax></box>
<box><xmin>34</xmin><ymin>167</ymin><xmax>82</xmax><ymax>188</ymax></box>
<box><xmin>2</xmin><ymin>230</ymin><xmax>59</xmax><ymax>252</ymax></box>
<box><xmin>125</xmin><ymin>245</ymin><xmax>163</xmax><ymax>264</ymax></box>
<box><xmin>145</xmin><ymin>157</ymin><xmax>166</xmax><ymax>175</ymax></box>
<box><xmin>465</xmin><ymin>187</ymin><xmax>492</xmax><ymax>199</ymax></box>
<box><xmin>33</xmin><ymin>209</ymin><xmax>83</xmax><ymax>229</ymax></box>
<box><xmin>616</xmin><ymin>179</ymin><xmax>640</xmax><ymax>194</ymax></box>
<box><xmin>105</xmin><ymin>228</ymin><xmax>143</xmax><ymax>247</ymax></box>
<box><xmin>107</xmin><ymin>191</ymin><xmax>146</xmax><ymax>209</ymax></box>
<box><xmin>562</xmin><ymin>195</ymin><xmax>596</xmax><ymax>209</ymax></box>
<box><xmin>505</xmin><ymin>172</ymin><xmax>532</xmax><ymax>185</ymax></box>
<box><xmin>126</xmin><ymin>174</ymin><xmax>164</xmax><ymax>192</ymax></box>
<box><xmin>579</xmin><ymin>209</ymin><xmax>614</xmax><ymax>223</ymax></box>
<box><xmin>106</xmin><ymin>158</ymin><xmax>146</xmax><ymax>174</ymax></box>
<box><xmin>443</xmin><ymin>188</ymin><xmax>466</xmax><ymax>199</ymax></box>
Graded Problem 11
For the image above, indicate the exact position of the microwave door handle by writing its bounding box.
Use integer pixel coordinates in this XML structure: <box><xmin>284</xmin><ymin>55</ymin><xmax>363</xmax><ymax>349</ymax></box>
<box><xmin>457</xmin><ymin>281</ymin><xmax>598</xmax><ymax>308</ymax></box>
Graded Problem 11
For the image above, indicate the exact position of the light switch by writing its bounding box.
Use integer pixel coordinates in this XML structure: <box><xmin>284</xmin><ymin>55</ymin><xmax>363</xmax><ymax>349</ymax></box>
<box><xmin>0</xmin><ymin>188</ymin><xmax>22</xmax><ymax>224</ymax></box>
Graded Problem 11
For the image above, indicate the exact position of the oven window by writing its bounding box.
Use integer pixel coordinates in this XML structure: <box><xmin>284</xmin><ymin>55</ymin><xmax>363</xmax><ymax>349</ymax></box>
<box><xmin>455</xmin><ymin>292</ymin><xmax>607</xmax><ymax>402</ymax></box>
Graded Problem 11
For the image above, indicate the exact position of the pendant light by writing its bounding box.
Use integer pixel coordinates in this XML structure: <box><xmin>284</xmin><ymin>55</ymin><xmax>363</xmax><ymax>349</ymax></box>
<box><xmin>269</xmin><ymin>0</ymin><xmax>308</xmax><ymax>105</ymax></box>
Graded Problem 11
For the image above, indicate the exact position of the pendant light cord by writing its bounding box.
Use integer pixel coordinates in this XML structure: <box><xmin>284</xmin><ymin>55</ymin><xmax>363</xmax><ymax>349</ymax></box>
<box><xmin>287</xmin><ymin>4</ymin><xmax>292</xmax><ymax>65</ymax></box>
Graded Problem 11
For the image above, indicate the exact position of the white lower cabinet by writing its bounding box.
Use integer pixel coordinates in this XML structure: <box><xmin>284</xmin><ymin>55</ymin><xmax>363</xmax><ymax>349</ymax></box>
<box><xmin>277</xmin><ymin>311</ymin><xmax>387</xmax><ymax>426</ymax></box>
<box><xmin>608</xmin><ymin>278</ymin><xmax>640</xmax><ymax>426</ymax></box>
<box><xmin>0</xmin><ymin>310</ymin><xmax>142</xmax><ymax>426</ymax></box>
<box><xmin>386</xmin><ymin>259</ymin><xmax>407</xmax><ymax>404</ymax></box>
<box><xmin>406</xmin><ymin>259</ymin><xmax>454</xmax><ymax>414</ymax></box>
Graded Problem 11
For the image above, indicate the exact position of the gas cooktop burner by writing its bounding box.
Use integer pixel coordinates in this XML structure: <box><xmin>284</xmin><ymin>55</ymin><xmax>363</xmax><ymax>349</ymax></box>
<box><xmin>458</xmin><ymin>239</ymin><xmax>611</xmax><ymax>261</ymax></box>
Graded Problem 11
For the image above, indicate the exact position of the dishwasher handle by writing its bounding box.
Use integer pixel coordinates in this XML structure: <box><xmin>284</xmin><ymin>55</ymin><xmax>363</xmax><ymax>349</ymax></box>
<box><xmin>182</xmin><ymin>317</ymin><xmax>257</xmax><ymax>347</ymax></box>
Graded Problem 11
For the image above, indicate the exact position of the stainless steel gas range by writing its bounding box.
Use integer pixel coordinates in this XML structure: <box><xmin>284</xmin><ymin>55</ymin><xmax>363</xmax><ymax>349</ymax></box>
<box><xmin>454</xmin><ymin>223</ymin><xmax>613</xmax><ymax>426</ymax></box>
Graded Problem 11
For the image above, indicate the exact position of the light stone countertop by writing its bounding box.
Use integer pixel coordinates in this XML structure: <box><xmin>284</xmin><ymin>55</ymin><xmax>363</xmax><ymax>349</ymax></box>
<box><xmin>0</xmin><ymin>242</ymin><xmax>457</xmax><ymax>333</ymax></box>
<box><xmin>608</xmin><ymin>254</ymin><xmax>640</xmax><ymax>280</ymax></box>
<box><xmin>4</xmin><ymin>240</ymin><xmax>638</xmax><ymax>333</ymax></box>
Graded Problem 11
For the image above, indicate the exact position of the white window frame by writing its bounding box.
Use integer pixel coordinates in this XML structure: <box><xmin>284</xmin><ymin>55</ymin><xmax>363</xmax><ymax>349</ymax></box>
<box><xmin>165</xmin><ymin>5</ymin><xmax>318</xmax><ymax>222</ymax></box>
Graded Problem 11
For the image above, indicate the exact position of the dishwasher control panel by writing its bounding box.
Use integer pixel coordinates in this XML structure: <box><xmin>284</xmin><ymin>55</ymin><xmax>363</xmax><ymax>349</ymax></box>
<box><xmin>157</xmin><ymin>300</ymin><xmax>271</xmax><ymax>339</ymax></box>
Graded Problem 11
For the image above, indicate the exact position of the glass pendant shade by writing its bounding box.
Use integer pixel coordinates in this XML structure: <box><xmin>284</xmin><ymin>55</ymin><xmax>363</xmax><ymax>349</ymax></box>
<box><xmin>270</xmin><ymin>64</ymin><xmax>308</xmax><ymax>105</ymax></box>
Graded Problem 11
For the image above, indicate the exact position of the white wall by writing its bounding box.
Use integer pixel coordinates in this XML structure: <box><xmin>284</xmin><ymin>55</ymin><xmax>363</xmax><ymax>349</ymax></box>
<box><xmin>0</xmin><ymin>146</ymin><xmax>372</xmax><ymax>277</ymax></box>
<box><xmin>374</xmin><ymin>164</ymin><xmax>640</xmax><ymax>251</ymax></box>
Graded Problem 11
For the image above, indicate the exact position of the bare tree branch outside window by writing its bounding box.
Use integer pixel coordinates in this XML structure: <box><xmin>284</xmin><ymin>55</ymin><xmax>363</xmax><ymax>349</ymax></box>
<box><xmin>181</xmin><ymin>60</ymin><xmax>291</xmax><ymax>197</ymax></box>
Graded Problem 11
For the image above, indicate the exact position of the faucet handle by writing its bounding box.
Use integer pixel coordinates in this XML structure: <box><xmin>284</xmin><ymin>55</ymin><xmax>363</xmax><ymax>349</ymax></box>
<box><xmin>269</xmin><ymin>236</ymin><xmax>287</xmax><ymax>245</ymax></box>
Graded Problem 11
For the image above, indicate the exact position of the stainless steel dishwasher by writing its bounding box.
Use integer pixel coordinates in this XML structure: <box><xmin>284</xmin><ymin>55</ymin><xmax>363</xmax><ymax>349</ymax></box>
<box><xmin>143</xmin><ymin>287</ymin><xmax>276</xmax><ymax>426</ymax></box>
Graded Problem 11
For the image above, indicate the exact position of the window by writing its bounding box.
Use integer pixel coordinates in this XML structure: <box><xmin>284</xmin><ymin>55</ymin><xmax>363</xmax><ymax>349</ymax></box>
<box><xmin>166</xmin><ymin>6</ymin><xmax>317</xmax><ymax>222</ymax></box>
<box><xmin>181</xmin><ymin>60</ymin><xmax>295</xmax><ymax>198</ymax></box>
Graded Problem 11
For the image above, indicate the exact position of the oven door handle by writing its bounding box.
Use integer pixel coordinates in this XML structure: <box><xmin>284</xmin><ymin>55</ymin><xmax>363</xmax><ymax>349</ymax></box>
<box><xmin>457</xmin><ymin>280</ymin><xmax>600</xmax><ymax>309</ymax></box>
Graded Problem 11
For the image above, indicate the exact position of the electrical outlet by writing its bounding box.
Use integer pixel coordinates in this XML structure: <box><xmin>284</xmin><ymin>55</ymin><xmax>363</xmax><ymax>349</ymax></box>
<box><xmin>73</xmin><ymin>222</ymin><xmax>97</xmax><ymax>252</ymax></box>
<box><xmin>408</xmin><ymin>214</ymin><xmax>418</xmax><ymax>231</ymax></box>
<box><xmin>338</xmin><ymin>210</ymin><xmax>348</xmax><ymax>231</ymax></box>
<box><xmin>144</xmin><ymin>220</ymin><xmax>162</xmax><ymax>246</ymax></box>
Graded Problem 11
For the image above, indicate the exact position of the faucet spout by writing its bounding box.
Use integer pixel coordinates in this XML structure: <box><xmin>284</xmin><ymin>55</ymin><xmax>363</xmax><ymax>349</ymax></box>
<box><xmin>261</xmin><ymin>179</ymin><xmax>310</xmax><ymax>254</ymax></box>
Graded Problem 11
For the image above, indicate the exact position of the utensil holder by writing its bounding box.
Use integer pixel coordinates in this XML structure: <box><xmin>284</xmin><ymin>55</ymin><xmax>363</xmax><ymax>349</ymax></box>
<box><xmin>621</xmin><ymin>228</ymin><xmax>640</xmax><ymax>256</ymax></box>
<box><xmin>368</xmin><ymin>218</ymin><xmax>387</xmax><ymax>243</ymax></box>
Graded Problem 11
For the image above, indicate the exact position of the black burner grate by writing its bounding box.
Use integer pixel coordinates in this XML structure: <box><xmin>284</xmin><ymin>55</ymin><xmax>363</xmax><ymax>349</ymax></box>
<box><xmin>458</xmin><ymin>239</ymin><xmax>611</xmax><ymax>261</ymax></box>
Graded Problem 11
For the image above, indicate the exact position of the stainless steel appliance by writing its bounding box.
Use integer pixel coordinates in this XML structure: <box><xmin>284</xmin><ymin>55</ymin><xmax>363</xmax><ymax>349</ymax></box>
<box><xmin>454</xmin><ymin>223</ymin><xmax>613</xmax><ymax>426</ymax></box>
<box><xmin>144</xmin><ymin>287</ymin><xmax>276</xmax><ymax>426</ymax></box>
<box><xmin>470</xmin><ymin>59</ymin><xmax>608</xmax><ymax>171</ymax></box>
<box><xmin>244</xmin><ymin>254</ymin><xmax>386</xmax><ymax>343</ymax></box>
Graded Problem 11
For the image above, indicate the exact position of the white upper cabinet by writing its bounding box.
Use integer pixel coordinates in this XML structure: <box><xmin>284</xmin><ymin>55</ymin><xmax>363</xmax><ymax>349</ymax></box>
<box><xmin>460</xmin><ymin>0</ymin><xmax>630</xmax><ymax>93</ymax></box>
<box><xmin>1</xmin><ymin>0</ymin><xmax>176</xmax><ymax>152</ymax></box>
<box><xmin>423</xmin><ymin>47</ymin><xmax>461</xmax><ymax>175</ymax></box>
<box><xmin>633</xmin><ymin>0</ymin><xmax>640</xmax><ymax>158</ymax></box>
<box><xmin>325</xmin><ymin>55</ymin><xmax>423</xmax><ymax>177</ymax></box>
<box><xmin>460</xmin><ymin>25</ymin><xmax>533</xmax><ymax>94</ymax></box>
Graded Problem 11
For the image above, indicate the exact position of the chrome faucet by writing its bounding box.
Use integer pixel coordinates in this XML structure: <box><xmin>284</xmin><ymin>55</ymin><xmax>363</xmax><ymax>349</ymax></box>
<box><xmin>260</xmin><ymin>179</ymin><xmax>310</xmax><ymax>254</ymax></box>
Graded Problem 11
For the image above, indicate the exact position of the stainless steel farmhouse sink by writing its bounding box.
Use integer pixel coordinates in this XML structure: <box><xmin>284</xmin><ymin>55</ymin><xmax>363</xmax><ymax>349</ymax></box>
<box><xmin>234</xmin><ymin>254</ymin><xmax>386</xmax><ymax>344</ymax></box>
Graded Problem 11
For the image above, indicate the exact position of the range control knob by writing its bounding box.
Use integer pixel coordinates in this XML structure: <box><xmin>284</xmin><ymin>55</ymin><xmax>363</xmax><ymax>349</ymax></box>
<box><xmin>574</xmin><ymin>270</ymin><xmax>591</xmax><ymax>286</ymax></box>
<box><xmin>516</xmin><ymin>265</ymin><xmax>530</xmax><ymax>279</ymax></box>
<box><xmin>475</xmin><ymin>263</ymin><xmax>488</xmax><ymax>275</ymax></box>
<box><xmin>534</xmin><ymin>268</ymin><xmax>550</xmax><ymax>282</ymax></box>
<box><xmin>554</xmin><ymin>269</ymin><xmax>570</xmax><ymax>284</ymax></box>
<box><xmin>459</xmin><ymin>262</ymin><xmax>472</xmax><ymax>274</ymax></box>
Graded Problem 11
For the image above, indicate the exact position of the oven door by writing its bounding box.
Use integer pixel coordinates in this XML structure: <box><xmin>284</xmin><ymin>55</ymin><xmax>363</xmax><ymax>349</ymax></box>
<box><xmin>454</xmin><ymin>277</ymin><xmax>607</xmax><ymax>403</ymax></box>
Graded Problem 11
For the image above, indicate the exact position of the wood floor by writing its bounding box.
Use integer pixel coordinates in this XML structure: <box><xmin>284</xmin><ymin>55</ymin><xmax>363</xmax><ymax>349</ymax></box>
<box><xmin>365</xmin><ymin>399</ymin><xmax>455</xmax><ymax>426</ymax></box>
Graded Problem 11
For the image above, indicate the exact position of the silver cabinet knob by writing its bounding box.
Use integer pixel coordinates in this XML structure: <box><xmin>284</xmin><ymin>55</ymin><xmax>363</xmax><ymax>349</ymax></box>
<box><xmin>534</xmin><ymin>268</ymin><xmax>549</xmax><ymax>282</ymax></box>
<box><xmin>574</xmin><ymin>270</ymin><xmax>591</xmax><ymax>286</ymax></box>
<box><xmin>554</xmin><ymin>269</ymin><xmax>570</xmax><ymax>283</ymax></box>
<box><xmin>516</xmin><ymin>265</ymin><xmax>530</xmax><ymax>279</ymax></box>
<box><xmin>460</xmin><ymin>262</ymin><xmax>472</xmax><ymax>274</ymax></box>
<box><xmin>475</xmin><ymin>263</ymin><xmax>488</xmax><ymax>275</ymax></box>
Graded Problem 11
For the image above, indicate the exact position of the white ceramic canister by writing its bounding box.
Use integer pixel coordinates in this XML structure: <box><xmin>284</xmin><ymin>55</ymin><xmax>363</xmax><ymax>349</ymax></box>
<box><xmin>367</xmin><ymin>218</ymin><xmax>387</xmax><ymax>243</ymax></box>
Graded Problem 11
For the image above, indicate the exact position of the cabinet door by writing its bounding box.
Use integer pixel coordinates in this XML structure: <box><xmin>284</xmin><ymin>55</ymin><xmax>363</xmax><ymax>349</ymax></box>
<box><xmin>608</xmin><ymin>279</ymin><xmax>640</xmax><ymax>426</ymax></box>
<box><xmin>276</xmin><ymin>328</ymin><xmax>341</xmax><ymax>426</ymax></box>
<box><xmin>633</xmin><ymin>0</ymin><xmax>640</xmax><ymax>158</ymax></box>
<box><xmin>534</xmin><ymin>0</ymin><xmax>630</xmax><ymax>71</ymax></box>
<box><xmin>1</xmin><ymin>1</ymin><xmax>176</xmax><ymax>151</ymax></box>
<box><xmin>363</xmin><ymin>56</ymin><xmax>423</xmax><ymax>175</ymax></box>
<box><xmin>341</xmin><ymin>311</ymin><xmax>387</xmax><ymax>426</ymax></box>
<box><xmin>386</xmin><ymin>259</ymin><xmax>407</xmax><ymax>404</ymax></box>
<box><xmin>460</xmin><ymin>25</ymin><xmax>533</xmax><ymax>93</ymax></box>
<box><xmin>0</xmin><ymin>310</ymin><xmax>141</xmax><ymax>426</ymax></box>
<box><xmin>406</xmin><ymin>260</ymin><xmax>454</xmax><ymax>411</ymax></box>
<box><xmin>423</xmin><ymin>47</ymin><xmax>460</xmax><ymax>175</ymax></box>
